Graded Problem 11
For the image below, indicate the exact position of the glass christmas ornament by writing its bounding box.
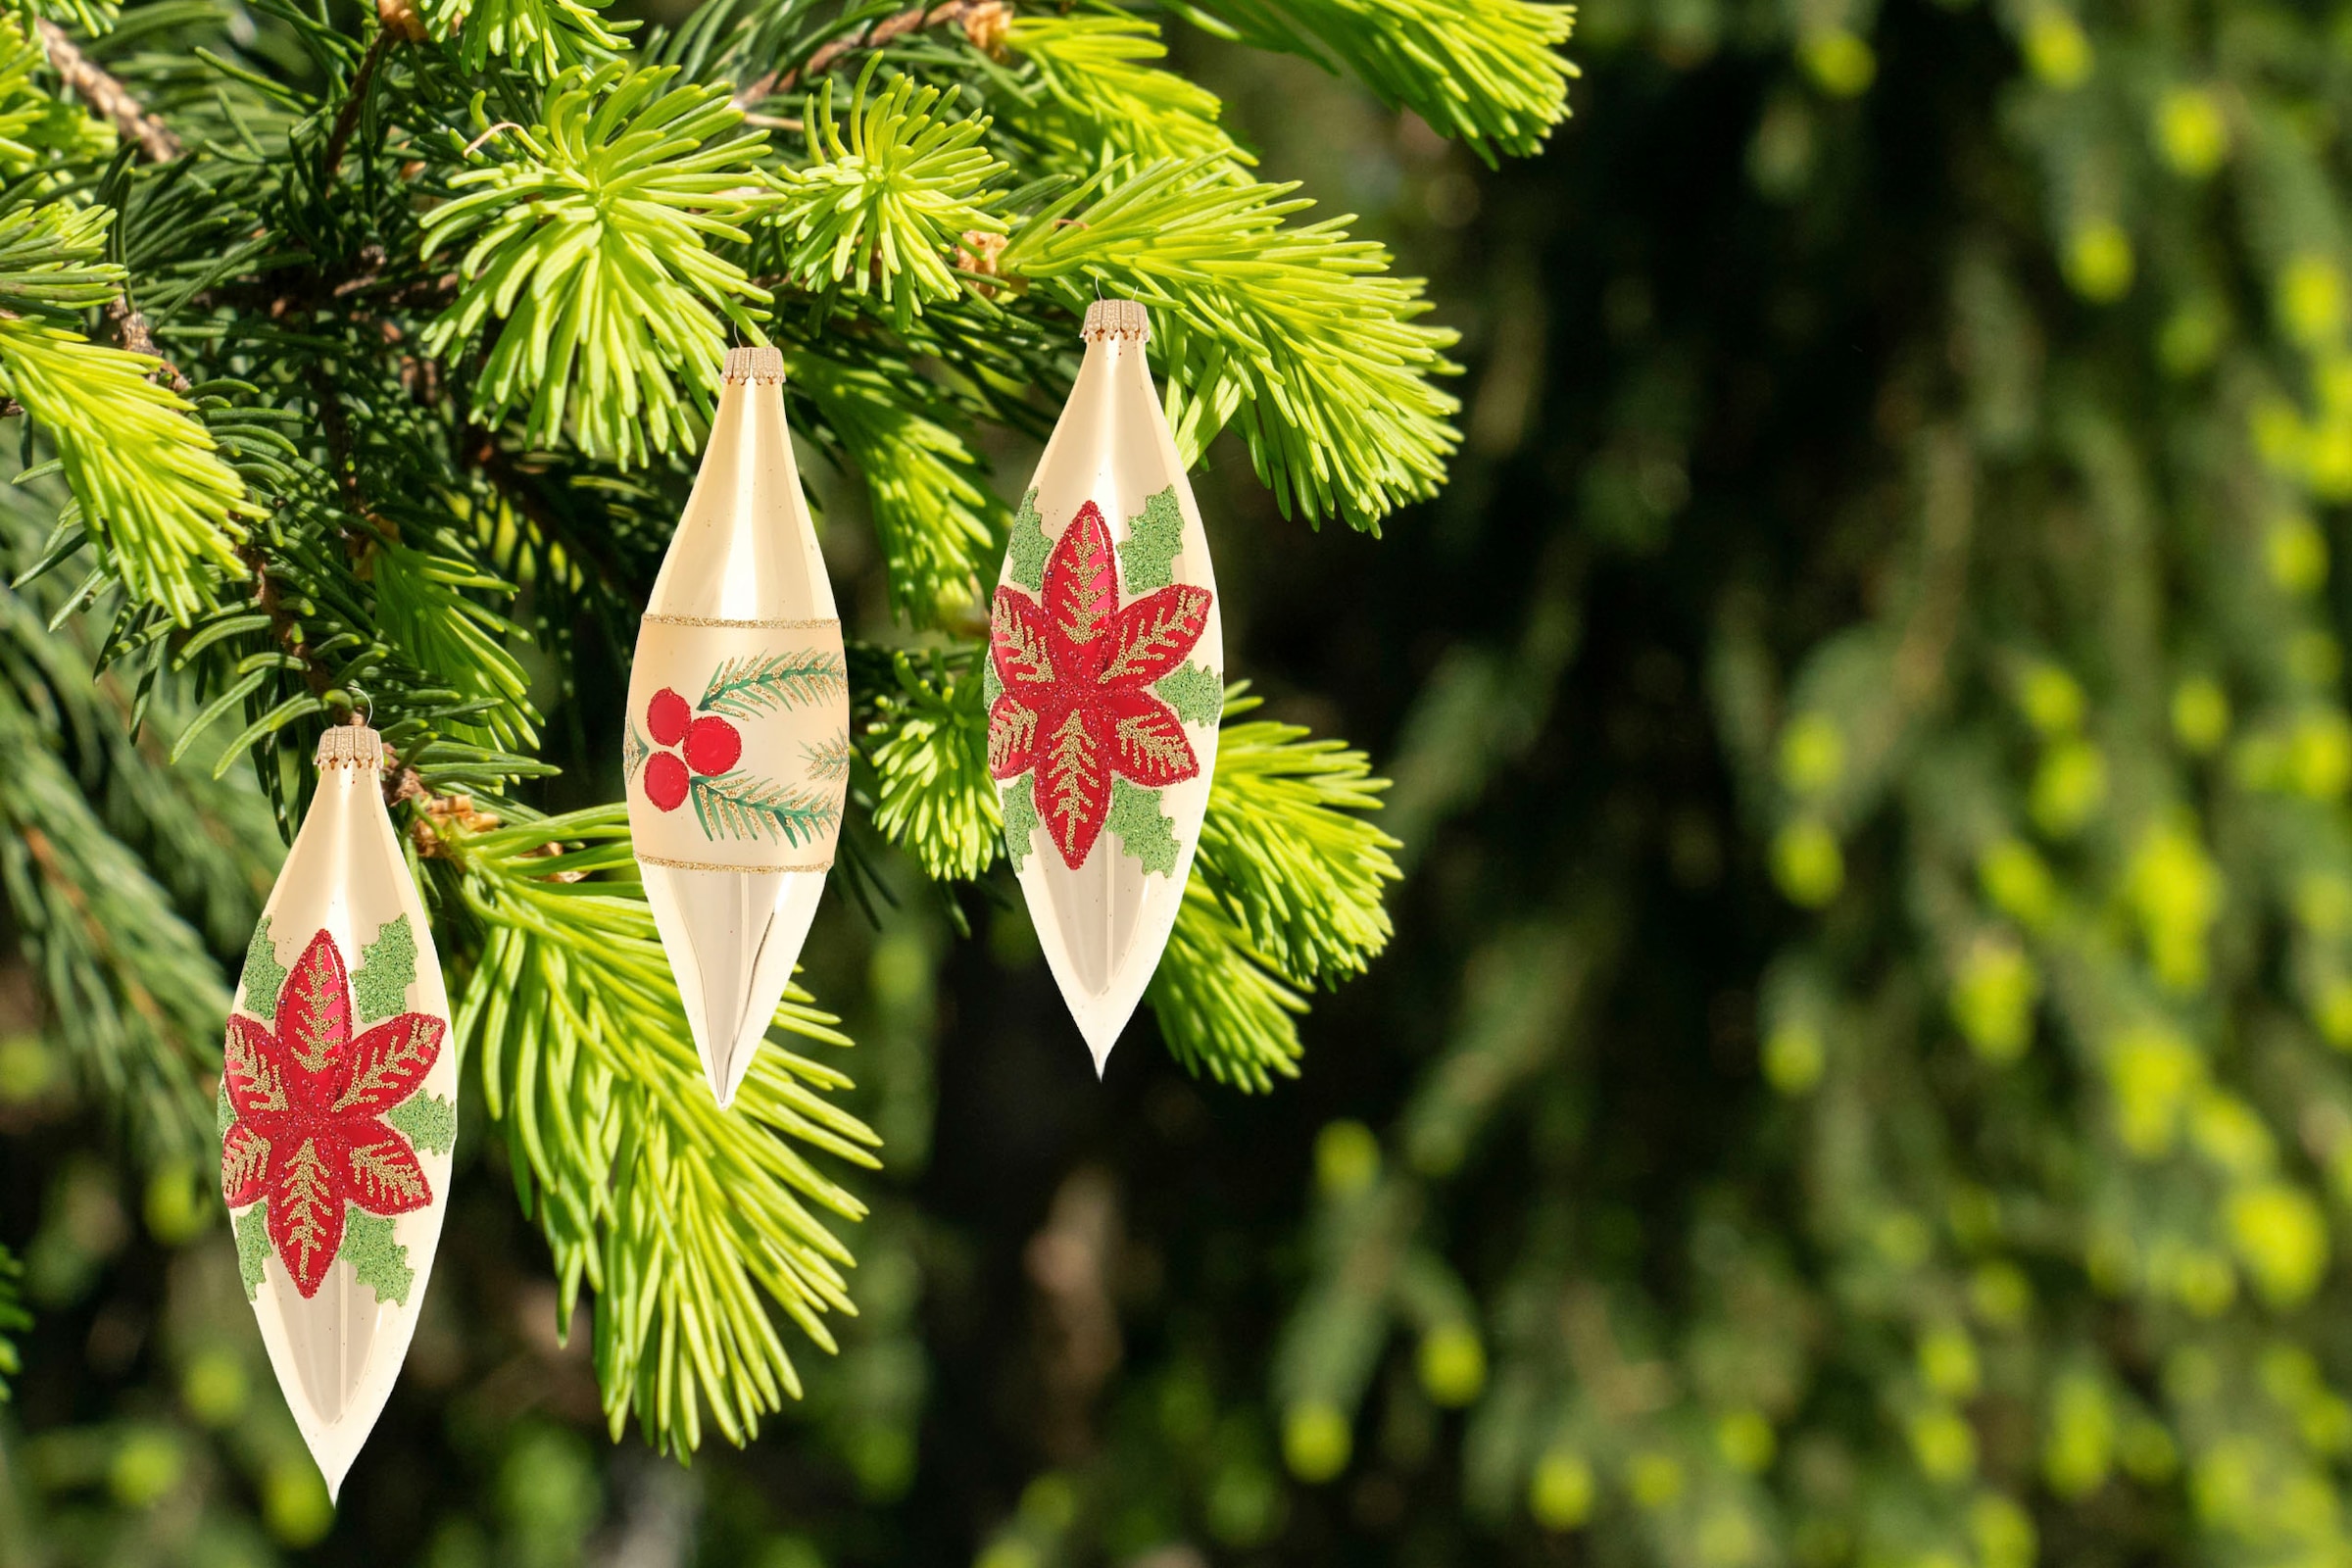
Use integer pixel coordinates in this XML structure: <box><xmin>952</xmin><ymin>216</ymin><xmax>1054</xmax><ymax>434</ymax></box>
<box><xmin>222</xmin><ymin>721</ymin><xmax>456</xmax><ymax>1501</ymax></box>
<box><xmin>623</xmin><ymin>346</ymin><xmax>850</xmax><ymax>1106</ymax></box>
<box><xmin>987</xmin><ymin>300</ymin><xmax>1225</xmax><ymax>1072</ymax></box>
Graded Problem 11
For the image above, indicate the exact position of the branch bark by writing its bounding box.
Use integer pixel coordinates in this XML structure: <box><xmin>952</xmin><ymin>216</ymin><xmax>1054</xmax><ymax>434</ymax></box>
<box><xmin>732</xmin><ymin>0</ymin><xmax>1010</xmax><ymax>110</ymax></box>
<box><xmin>35</xmin><ymin>21</ymin><xmax>179</xmax><ymax>163</ymax></box>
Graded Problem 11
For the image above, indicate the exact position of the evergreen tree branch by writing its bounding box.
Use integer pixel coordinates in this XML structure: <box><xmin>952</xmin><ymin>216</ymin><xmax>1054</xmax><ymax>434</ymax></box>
<box><xmin>999</xmin><ymin>158</ymin><xmax>1461</xmax><ymax>531</ymax></box>
<box><xmin>1166</xmin><ymin>0</ymin><xmax>1576</xmax><ymax>162</ymax></box>
<box><xmin>35</xmin><ymin>18</ymin><xmax>177</xmax><ymax>161</ymax></box>
<box><xmin>731</xmin><ymin>0</ymin><xmax>1010</xmax><ymax>110</ymax></box>
<box><xmin>1193</xmin><ymin>686</ymin><xmax>1398</xmax><ymax>986</ymax></box>
<box><xmin>445</xmin><ymin>807</ymin><xmax>881</xmax><ymax>1453</ymax></box>
<box><xmin>419</xmin><ymin>61</ymin><xmax>776</xmax><ymax>465</ymax></box>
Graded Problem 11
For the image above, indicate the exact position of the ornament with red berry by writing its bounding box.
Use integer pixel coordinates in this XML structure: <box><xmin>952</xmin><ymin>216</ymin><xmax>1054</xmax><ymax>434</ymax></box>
<box><xmin>223</xmin><ymin>721</ymin><xmax>458</xmax><ymax>1501</ymax></box>
<box><xmin>988</xmin><ymin>300</ymin><xmax>1225</xmax><ymax>1072</ymax></box>
<box><xmin>623</xmin><ymin>347</ymin><xmax>852</xmax><ymax>1105</ymax></box>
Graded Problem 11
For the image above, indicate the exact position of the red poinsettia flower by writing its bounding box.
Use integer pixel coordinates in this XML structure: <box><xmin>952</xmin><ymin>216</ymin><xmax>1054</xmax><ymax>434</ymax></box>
<box><xmin>989</xmin><ymin>500</ymin><xmax>1212</xmax><ymax>867</ymax></box>
<box><xmin>221</xmin><ymin>929</ymin><xmax>442</xmax><ymax>1298</ymax></box>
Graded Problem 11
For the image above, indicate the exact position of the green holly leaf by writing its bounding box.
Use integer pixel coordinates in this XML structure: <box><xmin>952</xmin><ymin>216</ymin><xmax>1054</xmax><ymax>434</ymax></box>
<box><xmin>1109</xmin><ymin>779</ymin><xmax>1181</xmax><ymax>876</ymax></box>
<box><xmin>234</xmin><ymin>1204</ymin><xmax>270</xmax><ymax>1300</ymax></box>
<box><xmin>1006</xmin><ymin>488</ymin><xmax>1050</xmax><ymax>592</ymax></box>
<box><xmin>215</xmin><ymin>1077</ymin><xmax>232</xmax><ymax>1144</ymax></box>
<box><xmin>352</xmin><ymin>914</ymin><xmax>417</xmax><ymax>1024</ymax></box>
<box><xmin>1155</xmin><ymin>662</ymin><xmax>1223</xmax><ymax>727</ymax></box>
<box><xmin>338</xmin><ymin>1211</ymin><xmax>414</xmax><ymax>1306</ymax></box>
<box><xmin>239</xmin><ymin>916</ymin><xmax>286</xmax><ymax>1018</ymax></box>
<box><xmin>388</xmin><ymin>1092</ymin><xmax>457</xmax><ymax>1156</ymax></box>
<box><xmin>1118</xmin><ymin>486</ymin><xmax>1185</xmax><ymax>592</ymax></box>
<box><xmin>1002</xmin><ymin>774</ymin><xmax>1040</xmax><ymax>870</ymax></box>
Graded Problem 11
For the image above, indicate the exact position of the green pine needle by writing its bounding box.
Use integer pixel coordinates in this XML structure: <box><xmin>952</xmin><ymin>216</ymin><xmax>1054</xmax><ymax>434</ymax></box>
<box><xmin>1195</xmin><ymin>689</ymin><xmax>1399</xmax><ymax>987</ymax></box>
<box><xmin>451</xmin><ymin>808</ymin><xmax>881</xmax><ymax>1454</ymax></box>
<box><xmin>868</xmin><ymin>651</ymin><xmax>1002</xmax><ymax>883</ymax></box>
<box><xmin>420</xmin><ymin>62</ymin><xmax>774</xmax><ymax>466</ymax></box>
<box><xmin>768</xmin><ymin>65</ymin><xmax>1008</xmax><ymax>327</ymax></box>
<box><xmin>791</xmin><ymin>347</ymin><xmax>1003</xmax><ymax>622</ymax></box>
<box><xmin>1172</xmin><ymin>0</ymin><xmax>1578</xmax><ymax>162</ymax></box>
<box><xmin>420</xmin><ymin>0</ymin><xmax>632</xmax><ymax>79</ymax></box>
<box><xmin>0</xmin><ymin>312</ymin><xmax>253</xmax><ymax>625</ymax></box>
<box><xmin>1000</xmin><ymin>160</ymin><xmax>1462</xmax><ymax>532</ymax></box>
<box><xmin>1006</xmin><ymin>14</ymin><xmax>1250</xmax><ymax>168</ymax></box>
<box><xmin>1148</xmin><ymin>878</ymin><xmax>1308</xmax><ymax>1092</ymax></box>
<box><xmin>371</xmin><ymin>543</ymin><xmax>541</xmax><ymax>753</ymax></box>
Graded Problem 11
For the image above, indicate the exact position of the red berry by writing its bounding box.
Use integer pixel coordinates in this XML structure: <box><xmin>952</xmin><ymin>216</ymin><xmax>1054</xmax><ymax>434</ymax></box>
<box><xmin>644</xmin><ymin>751</ymin><xmax>690</xmax><ymax>811</ymax></box>
<box><xmin>685</xmin><ymin>714</ymin><xmax>743</xmax><ymax>776</ymax></box>
<box><xmin>646</xmin><ymin>688</ymin><xmax>691</xmax><ymax>747</ymax></box>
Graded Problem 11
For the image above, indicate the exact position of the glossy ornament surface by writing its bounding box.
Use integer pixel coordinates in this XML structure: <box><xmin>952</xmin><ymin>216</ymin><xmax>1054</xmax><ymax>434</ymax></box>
<box><xmin>988</xmin><ymin>301</ymin><xmax>1225</xmax><ymax>1071</ymax></box>
<box><xmin>223</xmin><ymin>722</ymin><xmax>456</xmax><ymax>1501</ymax></box>
<box><xmin>623</xmin><ymin>346</ymin><xmax>849</xmax><ymax>1105</ymax></box>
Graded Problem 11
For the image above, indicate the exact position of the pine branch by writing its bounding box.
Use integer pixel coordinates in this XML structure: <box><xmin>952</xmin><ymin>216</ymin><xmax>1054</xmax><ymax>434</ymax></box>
<box><xmin>318</xmin><ymin>25</ymin><xmax>399</xmax><ymax>182</ymax></box>
<box><xmin>447</xmin><ymin>808</ymin><xmax>880</xmax><ymax>1453</ymax></box>
<box><xmin>1193</xmin><ymin>688</ymin><xmax>1398</xmax><ymax>986</ymax></box>
<box><xmin>731</xmin><ymin>0</ymin><xmax>1011</xmax><ymax>110</ymax></box>
<box><xmin>866</xmin><ymin>648</ymin><xmax>999</xmax><ymax>881</ymax></box>
<box><xmin>998</xmin><ymin>159</ymin><xmax>1461</xmax><ymax>531</ymax></box>
<box><xmin>1148</xmin><ymin>879</ymin><xmax>1308</xmax><ymax>1091</ymax></box>
<box><xmin>1168</xmin><ymin>0</ymin><xmax>1576</xmax><ymax>162</ymax></box>
<box><xmin>419</xmin><ymin>0</ymin><xmax>632</xmax><ymax>77</ymax></box>
<box><xmin>1004</xmin><ymin>14</ymin><xmax>1249</xmax><ymax>168</ymax></box>
<box><xmin>419</xmin><ymin>62</ymin><xmax>775</xmax><ymax>465</ymax></box>
<box><xmin>765</xmin><ymin>64</ymin><xmax>1008</xmax><ymax>328</ymax></box>
<box><xmin>34</xmin><ymin>19</ymin><xmax>177</xmax><ymax>162</ymax></box>
<box><xmin>789</xmin><ymin>345</ymin><xmax>1002</xmax><ymax>621</ymax></box>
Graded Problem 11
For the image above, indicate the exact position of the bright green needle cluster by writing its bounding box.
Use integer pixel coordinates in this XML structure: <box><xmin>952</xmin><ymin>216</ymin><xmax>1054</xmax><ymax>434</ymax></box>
<box><xmin>767</xmin><ymin>65</ymin><xmax>1008</xmax><ymax>326</ymax></box>
<box><xmin>1006</xmin><ymin>14</ymin><xmax>1248</xmax><ymax>168</ymax></box>
<box><xmin>452</xmin><ymin>808</ymin><xmax>881</xmax><ymax>1452</ymax></box>
<box><xmin>1001</xmin><ymin>160</ymin><xmax>1462</xmax><ymax>530</ymax></box>
<box><xmin>421</xmin><ymin>62</ymin><xmax>774</xmax><ymax>465</ymax></box>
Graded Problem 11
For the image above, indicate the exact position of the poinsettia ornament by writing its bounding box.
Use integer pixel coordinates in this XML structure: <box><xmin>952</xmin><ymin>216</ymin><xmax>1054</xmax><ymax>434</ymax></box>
<box><xmin>624</xmin><ymin>346</ymin><xmax>850</xmax><ymax>1106</ymax></box>
<box><xmin>990</xmin><ymin>300</ymin><xmax>1225</xmax><ymax>1071</ymax></box>
<box><xmin>224</xmin><ymin>721</ymin><xmax>457</xmax><ymax>1501</ymax></box>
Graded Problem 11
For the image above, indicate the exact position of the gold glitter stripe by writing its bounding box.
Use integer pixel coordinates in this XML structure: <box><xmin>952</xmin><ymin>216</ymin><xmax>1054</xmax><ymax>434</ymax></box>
<box><xmin>639</xmin><ymin>613</ymin><xmax>841</xmax><ymax>630</ymax></box>
<box><xmin>636</xmin><ymin>852</ymin><xmax>835</xmax><ymax>873</ymax></box>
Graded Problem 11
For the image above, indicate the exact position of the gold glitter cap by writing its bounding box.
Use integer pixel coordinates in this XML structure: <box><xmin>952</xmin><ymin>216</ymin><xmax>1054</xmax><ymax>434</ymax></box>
<box><xmin>721</xmin><ymin>345</ymin><xmax>786</xmax><ymax>383</ymax></box>
<box><xmin>1081</xmin><ymin>299</ymin><xmax>1150</xmax><ymax>342</ymax></box>
<box><xmin>316</xmin><ymin>723</ymin><xmax>383</xmax><ymax>770</ymax></box>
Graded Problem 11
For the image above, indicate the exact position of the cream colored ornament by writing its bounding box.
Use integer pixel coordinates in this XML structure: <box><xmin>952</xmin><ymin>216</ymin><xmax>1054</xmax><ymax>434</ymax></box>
<box><xmin>986</xmin><ymin>300</ymin><xmax>1225</xmax><ymax>1072</ymax></box>
<box><xmin>221</xmin><ymin>722</ymin><xmax>456</xmax><ymax>1501</ymax></box>
<box><xmin>623</xmin><ymin>346</ymin><xmax>850</xmax><ymax>1106</ymax></box>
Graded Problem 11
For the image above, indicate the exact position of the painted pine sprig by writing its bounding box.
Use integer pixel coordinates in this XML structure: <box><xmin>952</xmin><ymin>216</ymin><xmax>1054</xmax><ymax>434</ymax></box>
<box><xmin>803</xmin><ymin>733</ymin><xmax>854</xmax><ymax>782</ymax></box>
<box><xmin>699</xmin><ymin>651</ymin><xmax>849</xmax><ymax>719</ymax></box>
<box><xmin>689</xmin><ymin>770</ymin><xmax>844</xmax><ymax>847</ymax></box>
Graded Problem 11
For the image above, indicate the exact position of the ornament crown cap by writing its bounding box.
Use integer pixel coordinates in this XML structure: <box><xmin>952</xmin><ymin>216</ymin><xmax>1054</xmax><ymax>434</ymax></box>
<box><xmin>317</xmin><ymin>723</ymin><xmax>382</xmax><ymax>771</ymax></box>
<box><xmin>721</xmin><ymin>346</ymin><xmax>786</xmax><ymax>384</ymax></box>
<box><xmin>1082</xmin><ymin>299</ymin><xmax>1150</xmax><ymax>343</ymax></box>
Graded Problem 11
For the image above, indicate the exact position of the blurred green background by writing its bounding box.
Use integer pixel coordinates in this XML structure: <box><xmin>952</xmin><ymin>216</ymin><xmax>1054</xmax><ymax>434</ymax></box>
<box><xmin>14</xmin><ymin>0</ymin><xmax>2352</xmax><ymax>1563</ymax></box>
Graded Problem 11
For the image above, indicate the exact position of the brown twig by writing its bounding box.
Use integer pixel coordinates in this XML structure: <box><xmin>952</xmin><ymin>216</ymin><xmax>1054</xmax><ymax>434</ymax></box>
<box><xmin>35</xmin><ymin>21</ymin><xmax>179</xmax><ymax>163</ymax></box>
<box><xmin>321</xmin><ymin>26</ymin><xmax>399</xmax><ymax>182</ymax></box>
<box><xmin>732</xmin><ymin>0</ymin><xmax>1010</xmax><ymax>111</ymax></box>
<box><xmin>234</xmin><ymin>543</ymin><xmax>336</xmax><ymax>701</ymax></box>
<box><xmin>104</xmin><ymin>300</ymin><xmax>191</xmax><ymax>393</ymax></box>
